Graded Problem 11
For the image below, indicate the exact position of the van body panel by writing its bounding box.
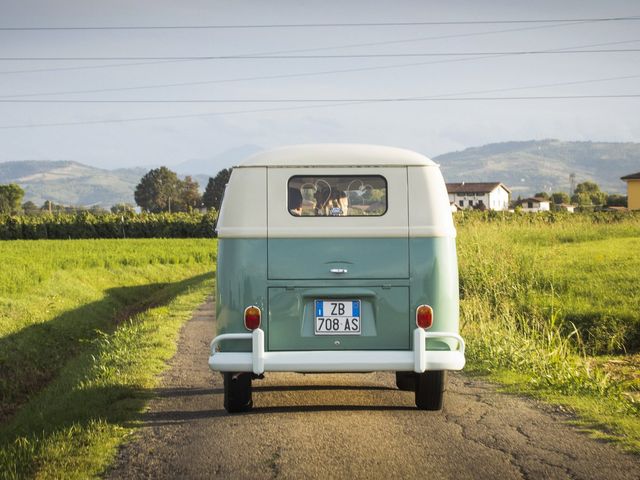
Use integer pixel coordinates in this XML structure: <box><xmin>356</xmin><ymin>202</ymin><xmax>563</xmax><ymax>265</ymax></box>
<box><xmin>215</xmin><ymin>238</ymin><xmax>268</xmax><ymax>352</ymax></box>
<box><xmin>239</xmin><ymin>144</ymin><xmax>436</xmax><ymax>168</ymax></box>
<box><xmin>216</xmin><ymin>167</ymin><xmax>267</xmax><ymax>239</ymax></box>
<box><xmin>409</xmin><ymin>237</ymin><xmax>460</xmax><ymax>351</ymax></box>
<box><xmin>268</xmin><ymin>286</ymin><xmax>410</xmax><ymax>351</ymax></box>
<box><xmin>407</xmin><ymin>166</ymin><xmax>456</xmax><ymax>238</ymax></box>
<box><xmin>267</xmin><ymin>238</ymin><xmax>409</xmax><ymax>280</ymax></box>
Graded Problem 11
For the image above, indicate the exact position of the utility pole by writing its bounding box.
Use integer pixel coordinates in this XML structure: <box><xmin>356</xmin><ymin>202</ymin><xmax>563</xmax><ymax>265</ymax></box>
<box><xmin>569</xmin><ymin>173</ymin><xmax>576</xmax><ymax>197</ymax></box>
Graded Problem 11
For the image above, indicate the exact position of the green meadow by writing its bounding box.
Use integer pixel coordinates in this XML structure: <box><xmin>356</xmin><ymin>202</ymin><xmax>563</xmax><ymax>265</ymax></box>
<box><xmin>1</xmin><ymin>213</ymin><xmax>639</xmax><ymax>479</ymax></box>
<box><xmin>0</xmin><ymin>239</ymin><xmax>216</xmax><ymax>479</ymax></box>
<box><xmin>457</xmin><ymin>212</ymin><xmax>640</xmax><ymax>452</ymax></box>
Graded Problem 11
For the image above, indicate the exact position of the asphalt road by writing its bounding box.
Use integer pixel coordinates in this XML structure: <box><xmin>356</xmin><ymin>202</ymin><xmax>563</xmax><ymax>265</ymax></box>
<box><xmin>106</xmin><ymin>299</ymin><xmax>640</xmax><ymax>479</ymax></box>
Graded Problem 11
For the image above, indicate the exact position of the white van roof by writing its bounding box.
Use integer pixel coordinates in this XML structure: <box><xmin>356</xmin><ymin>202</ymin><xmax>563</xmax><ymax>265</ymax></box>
<box><xmin>237</xmin><ymin>144</ymin><xmax>436</xmax><ymax>168</ymax></box>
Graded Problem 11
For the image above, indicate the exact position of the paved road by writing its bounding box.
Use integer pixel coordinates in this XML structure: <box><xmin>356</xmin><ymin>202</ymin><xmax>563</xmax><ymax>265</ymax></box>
<box><xmin>106</xmin><ymin>299</ymin><xmax>640</xmax><ymax>479</ymax></box>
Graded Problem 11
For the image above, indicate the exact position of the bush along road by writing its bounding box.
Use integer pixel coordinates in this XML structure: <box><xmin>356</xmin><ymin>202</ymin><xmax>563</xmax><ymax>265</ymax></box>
<box><xmin>106</xmin><ymin>299</ymin><xmax>640</xmax><ymax>480</ymax></box>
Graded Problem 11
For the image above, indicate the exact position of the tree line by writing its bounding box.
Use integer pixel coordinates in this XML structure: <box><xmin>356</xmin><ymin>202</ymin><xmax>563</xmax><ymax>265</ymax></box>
<box><xmin>528</xmin><ymin>181</ymin><xmax>627</xmax><ymax>209</ymax></box>
<box><xmin>134</xmin><ymin>167</ymin><xmax>231</xmax><ymax>213</ymax></box>
<box><xmin>0</xmin><ymin>166</ymin><xmax>232</xmax><ymax>215</ymax></box>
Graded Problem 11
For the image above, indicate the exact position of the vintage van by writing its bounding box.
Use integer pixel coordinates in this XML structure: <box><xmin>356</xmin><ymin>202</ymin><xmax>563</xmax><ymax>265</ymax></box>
<box><xmin>208</xmin><ymin>144</ymin><xmax>465</xmax><ymax>413</ymax></box>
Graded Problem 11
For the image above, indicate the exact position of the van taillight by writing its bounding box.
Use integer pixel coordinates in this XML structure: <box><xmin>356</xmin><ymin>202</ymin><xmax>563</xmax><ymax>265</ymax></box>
<box><xmin>416</xmin><ymin>305</ymin><xmax>433</xmax><ymax>329</ymax></box>
<box><xmin>244</xmin><ymin>306</ymin><xmax>261</xmax><ymax>330</ymax></box>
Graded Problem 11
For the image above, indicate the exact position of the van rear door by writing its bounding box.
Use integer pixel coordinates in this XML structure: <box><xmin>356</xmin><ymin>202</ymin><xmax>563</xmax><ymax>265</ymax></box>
<box><xmin>266</xmin><ymin>167</ymin><xmax>411</xmax><ymax>350</ymax></box>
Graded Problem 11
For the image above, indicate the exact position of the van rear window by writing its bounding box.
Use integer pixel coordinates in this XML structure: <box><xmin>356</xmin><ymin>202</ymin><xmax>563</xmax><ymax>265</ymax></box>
<box><xmin>288</xmin><ymin>175</ymin><xmax>387</xmax><ymax>217</ymax></box>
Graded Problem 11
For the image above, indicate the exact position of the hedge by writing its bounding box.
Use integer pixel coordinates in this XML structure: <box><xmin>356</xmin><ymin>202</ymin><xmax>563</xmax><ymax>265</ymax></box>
<box><xmin>0</xmin><ymin>211</ymin><xmax>218</xmax><ymax>240</ymax></box>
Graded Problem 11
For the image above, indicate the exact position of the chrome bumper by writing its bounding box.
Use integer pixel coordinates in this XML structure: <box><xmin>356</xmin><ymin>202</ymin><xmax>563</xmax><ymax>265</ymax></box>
<box><xmin>208</xmin><ymin>328</ymin><xmax>465</xmax><ymax>374</ymax></box>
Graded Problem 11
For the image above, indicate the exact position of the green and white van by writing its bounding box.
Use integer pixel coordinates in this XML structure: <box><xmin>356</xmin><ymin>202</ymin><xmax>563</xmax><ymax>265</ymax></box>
<box><xmin>209</xmin><ymin>144</ymin><xmax>465</xmax><ymax>412</ymax></box>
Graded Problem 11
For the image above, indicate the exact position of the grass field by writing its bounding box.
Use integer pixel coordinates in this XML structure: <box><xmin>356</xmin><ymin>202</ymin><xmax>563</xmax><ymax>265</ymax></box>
<box><xmin>457</xmin><ymin>212</ymin><xmax>640</xmax><ymax>452</ymax></box>
<box><xmin>1</xmin><ymin>213</ymin><xmax>639</xmax><ymax>478</ymax></box>
<box><xmin>0</xmin><ymin>239</ymin><xmax>216</xmax><ymax>479</ymax></box>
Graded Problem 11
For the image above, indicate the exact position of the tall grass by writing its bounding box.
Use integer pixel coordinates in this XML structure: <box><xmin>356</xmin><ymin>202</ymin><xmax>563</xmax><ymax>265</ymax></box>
<box><xmin>0</xmin><ymin>239</ymin><xmax>217</xmax><ymax>478</ymax></box>
<box><xmin>457</xmin><ymin>212</ymin><xmax>640</xmax><ymax>450</ymax></box>
<box><xmin>0</xmin><ymin>275</ymin><xmax>214</xmax><ymax>479</ymax></box>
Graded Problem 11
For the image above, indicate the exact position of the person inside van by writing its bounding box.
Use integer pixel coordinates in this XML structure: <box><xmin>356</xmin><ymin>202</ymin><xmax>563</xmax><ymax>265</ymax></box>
<box><xmin>314</xmin><ymin>187</ymin><xmax>348</xmax><ymax>216</ymax></box>
<box><xmin>288</xmin><ymin>187</ymin><xmax>303</xmax><ymax>216</ymax></box>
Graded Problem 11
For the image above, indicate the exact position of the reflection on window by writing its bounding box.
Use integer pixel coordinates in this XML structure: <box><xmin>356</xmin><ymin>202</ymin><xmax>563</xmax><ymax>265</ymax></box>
<box><xmin>288</xmin><ymin>176</ymin><xmax>387</xmax><ymax>217</ymax></box>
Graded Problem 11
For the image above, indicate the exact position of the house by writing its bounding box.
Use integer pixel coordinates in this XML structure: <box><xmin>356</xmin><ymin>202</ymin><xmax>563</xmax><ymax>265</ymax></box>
<box><xmin>621</xmin><ymin>172</ymin><xmax>640</xmax><ymax>210</ymax></box>
<box><xmin>556</xmin><ymin>203</ymin><xmax>576</xmax><ymax>213</ymax></box>
<box><xmin>446</xmin><ymin>182</ymin><xmax>511</xmax><ymax>211</ymax></box>
<box><xmin>516</xmin><ymin>197</ymin><xmax>551</xmax><ymax>212</ymax></box>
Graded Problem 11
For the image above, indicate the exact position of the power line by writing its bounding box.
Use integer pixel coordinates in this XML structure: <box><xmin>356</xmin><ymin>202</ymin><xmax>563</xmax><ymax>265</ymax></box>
<box><xmin>3</xmin><ymin>68</ymin><xmax>637</xmax><ymax>101</ymax></box>
<box><xmin>1</xmin><ymin>49</ymin><xmax>639</xmax><ymax>61</ymax></box>
<box><xmin>1</xmin><ymin>94</ymin><xmax>637</xmax><ymax>130</ymax></box>
<box><xmin>0</xmin><ymin>59</ymin><xmax>195</xmax><ymax>76</ymax></box>
<box><xmin>1</xmin><ymin>94</ymin><xmax>638</xmax><ymax>104</ymax></box>
<box><xmin>1</xmin><ymin>16</ymin><xmax>639</xmax><ymax>30</ymax></box>
<box><xmin>0</xmin><ymin>101</ymin><xmax>366</xmax><ymax>129</ymax></box>
<box><xmin>0</xmin><ymin>22</ymin><xmax>628</xmax><ymax>75</ymax></box>
<box><xmin>0</xmin><ymin>38</ymin><xmax>636</xmax><ymax>88</ymax></box>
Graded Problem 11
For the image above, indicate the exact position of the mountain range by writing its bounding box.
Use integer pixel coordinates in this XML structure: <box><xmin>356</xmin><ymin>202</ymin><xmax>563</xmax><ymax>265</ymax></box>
<box><xmin>1</xmin><ymin>140</ymin><xmax>637</xmax><ymax>208</ymax></box>
<box><xmin>435</xmin><ymin>139</ymin><xmax>639</xmax><ymax>196</ymax></box>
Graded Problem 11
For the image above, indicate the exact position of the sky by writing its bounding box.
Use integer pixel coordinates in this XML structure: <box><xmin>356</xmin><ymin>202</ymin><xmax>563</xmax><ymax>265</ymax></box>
<box><xmin>0</xmin><ymin>0</ymin><xmax>639</xmax><ymax>170</ymax></box>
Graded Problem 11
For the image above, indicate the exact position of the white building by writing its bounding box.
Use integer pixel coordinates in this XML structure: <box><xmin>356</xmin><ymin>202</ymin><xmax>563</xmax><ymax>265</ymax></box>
<box><xmin>517</xmin><ymin>197</ymin><xmax>551</xmax><ymax>212</ymax></box>
<box><xmin>556</xmin><ymin>203</ymin><xmax>576</xmax><ymax>213</ymax></box>
<box><xmin>446</xmin><ymin>182</ymin><xmax>511</xmax><ymax>211</ymax></box>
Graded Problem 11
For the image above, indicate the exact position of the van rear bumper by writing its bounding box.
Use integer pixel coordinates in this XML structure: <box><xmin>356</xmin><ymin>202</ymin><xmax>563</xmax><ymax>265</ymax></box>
<box><xmin>208</xmin><ymin>328</ymin><xmax>465</xmax><ymax>374</ymax></box>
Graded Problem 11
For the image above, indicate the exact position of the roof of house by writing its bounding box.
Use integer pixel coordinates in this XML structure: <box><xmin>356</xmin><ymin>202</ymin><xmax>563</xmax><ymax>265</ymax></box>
<box><xmin>446</xmin><ymin>182</ymin><xmax>511</xmax><ymax>194</ymax></box>
<box><xmin>621</xmin><ymin>171</ymin><xmax>640</xmax><ymax>180</ymax></box>
<box><xmin>517</xmin><ymin>197</ymin><xmax>550</xmax><ymax>204</ymax></box>
<box><xmin>238</xmin><ymin>144</ymin><xmax>436</xmax><ymax>167</ymax></box>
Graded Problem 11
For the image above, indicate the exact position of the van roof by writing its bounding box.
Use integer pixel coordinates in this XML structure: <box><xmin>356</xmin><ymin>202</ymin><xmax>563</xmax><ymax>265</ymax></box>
<box><xmin>237</xmin><ymin>144</ymin><xmax>436</xmax><ymax>168</ymax></box>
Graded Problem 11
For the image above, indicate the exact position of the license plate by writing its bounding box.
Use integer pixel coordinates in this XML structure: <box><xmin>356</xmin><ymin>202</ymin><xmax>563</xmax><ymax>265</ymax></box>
<box><xmin>314</xmin><ymin>300</ymin><xmax>361</xmax><ymax>335</ymax></box>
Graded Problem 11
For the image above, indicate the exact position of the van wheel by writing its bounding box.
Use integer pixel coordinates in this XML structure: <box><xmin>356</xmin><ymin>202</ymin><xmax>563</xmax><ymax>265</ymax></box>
<box><xmin>223</xmin><ymin>372</ymin><xmax>253</xmax><ymax>413</ymax></box>
<box><xmin>415</xmin><ymin>371</ymin><xmax>446</xmax><ymax>411</ymax></box>
<box><xmin>395</xmin><ymin>372</ymin><xmax>416</xmax><ymax>391</ymax></box>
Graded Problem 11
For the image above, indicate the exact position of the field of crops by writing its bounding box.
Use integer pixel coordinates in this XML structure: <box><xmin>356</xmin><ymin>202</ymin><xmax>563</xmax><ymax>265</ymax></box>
<box><xmin>0</xmin><ymin>211</ymin><xmax>217</xmax><ymax>240</ymax></box>
<box><xmin>1</xmin><ymin>213</ymin><xmax>639</xmax><ymax>478</ymax></box>
<box><xmin>0</xmin><ymin>239</ymin><xmax>216</xmax><ymax>479</ymax></box>
<box><xmin>457</xmin><ymin>212</ymin><xmax>640</xmax><ymax>451</ymax></box>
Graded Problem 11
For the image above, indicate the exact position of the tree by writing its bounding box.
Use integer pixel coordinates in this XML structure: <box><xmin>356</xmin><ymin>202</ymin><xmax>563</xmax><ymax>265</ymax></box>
<box><xmin>134</xmin><ymin>167</ymin><xmax>182</xmax><ymax>213</ymax></box>
<box><xmin>571</xmin><ymin>181</ymin><xmax>607</xmax><ymax>206</ymax></box>
<box><xmin>534</xmin><ymin>192</ymin><xmax>550</xmax><ymax>200</ymax></box>
<box><xmin>111</xmin><ymin>203</ymin><xmax>136</xmax><ymax>214</ymax></box>
<box><xmin>22</xmin><ymin>200</ymin><xmax>40</xmax><ymax>215</ymax></box>
<box><xmin>88</xmin><ymin>205</ymin><xmax>109</xmax><ymax>215</ymax></box>
<box><xmin>0</xmin><ymin>183</ymin><xmax>25</xmax><ymax>214</ymax></box>
<box><xmin>550</xmin><ymin>192</ymin><xmax>570</xmax><ymax>205</ymax></box>
<box><xmin>606</xmin><ymin>194</ymin><xmax>627</xmax><ymax>207</ymax></box>
<box><xmin>202</xmin><ymin>168</ymin><xmax>232</xmax><ymax>212</ymax></box>
<box><xmin>179</xmin><ymin>175</ymin><xmax>202</xmax><ymax>212</ymax></box>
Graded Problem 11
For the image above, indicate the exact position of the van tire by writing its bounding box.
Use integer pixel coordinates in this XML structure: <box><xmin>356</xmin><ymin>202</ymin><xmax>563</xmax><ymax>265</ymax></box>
<box><xmin>415</xmin><ymin>371</ymin><xmax>446</xmax><ymax>411</ymax></box>
<box><xmin>223</xmin><ymin>372</ymin><xmax>253</xmax><ymax>413</ymax></box>
<box><xmin>395</xmin><ymin>371</ymin><xmax>416</xmax><ymax>391</ymax></box>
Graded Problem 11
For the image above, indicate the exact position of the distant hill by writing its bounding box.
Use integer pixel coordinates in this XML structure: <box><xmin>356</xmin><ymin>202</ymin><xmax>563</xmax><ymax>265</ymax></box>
<box><xmin>434</xmin><ymin>139</ymin><xmax>640</xmax><ymax>196</ymax></box>
<box><xmin>0</xmin><ymin>161</ymin><xmax>148</xmax><ymax>208</ymax></box>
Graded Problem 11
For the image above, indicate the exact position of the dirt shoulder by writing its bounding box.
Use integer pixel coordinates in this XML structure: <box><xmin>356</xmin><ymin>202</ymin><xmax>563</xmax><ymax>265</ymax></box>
<box><xmin>105</xmin><ymin>299</ymin><xmax>640</xmax><ymax>479</ymax></box>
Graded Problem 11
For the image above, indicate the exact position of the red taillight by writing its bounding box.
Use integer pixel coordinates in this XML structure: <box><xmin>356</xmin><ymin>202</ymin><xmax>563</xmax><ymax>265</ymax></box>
<box><xmin>416</xmin><ymin>305</ymin><xmax>433</xmax><ymax>329</ymax></box>
<box><xmin>244</xmin><ymin>306</ymin><xmax>261</xmax><ymax>330</ymax></box>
